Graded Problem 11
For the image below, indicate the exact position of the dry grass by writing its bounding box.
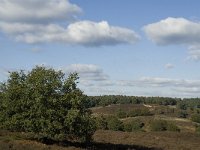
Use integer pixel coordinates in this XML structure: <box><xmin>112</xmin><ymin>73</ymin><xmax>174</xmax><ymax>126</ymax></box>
<box><xmin>91</xmin><ymin>104</ymin><xmax>147</xmax><ymax>115</ymax></box>
<box><xmin>94</xmin><ymin>130</ymin><xmax>200</xmax><ymax>150</ymax></box>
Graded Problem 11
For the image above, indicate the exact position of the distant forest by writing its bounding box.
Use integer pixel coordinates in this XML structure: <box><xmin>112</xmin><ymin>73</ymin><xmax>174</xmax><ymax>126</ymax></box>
<box><xmin>87</xmin><ymin>95</ymin><xmax>200</xmax><ymax>109</ymax></box>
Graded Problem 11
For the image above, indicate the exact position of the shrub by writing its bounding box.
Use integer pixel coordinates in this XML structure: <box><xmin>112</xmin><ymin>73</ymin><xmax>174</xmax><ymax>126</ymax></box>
<box><xmin>196</xmin><ymin>126</ymin><xmax>200</xmax><ymax>133</ymax></box>
<box><xmin>167</xmin><ymin>123</ymin><xmax>180</xmax><ymax>132</ymax></box>
<box><xmin>124</xmin><ymin>119</ymin><xmax>144</xmax><ymax>132</ymax></box>
<box><xmin>95</xmin><ymin>115</ymin><xmax>108</xmax><ymax>130</ymax></box>
<box><xmin>116</xmin><ymin>109</ymin><xmax>127</xmax><ymax>118</ymax></box>
<box><xmin>177</xmin><ymin>102</ymin><xmax>187</xmax><ymax>110</ymax></box>
<box><xmin>191</xmin><ymin>114</ymin><xmax>200</xmax><ymax>123</ymax></box>
<box><xmin>128</xmin><ymin>108</ymin><xmax>151</xmax><ymax>117</ymax></box>
<box><xmin>150</xmin><ymin>120</ymin><xmax>179</xmax><ymax>132</ymax></box>
<box><xmin>177</xmin><ymin>111</ymin><xmax>188</xmax><ymax>118</ymax></box>
<box><xmin>150</xmin><ymin>120</ymin><xmax>167</xmax><ymax>131</ymax></box>
<box><xmin>106</xmin><ymin>116</ymin><xmax>124</xmax><ymax>131</ymax></box>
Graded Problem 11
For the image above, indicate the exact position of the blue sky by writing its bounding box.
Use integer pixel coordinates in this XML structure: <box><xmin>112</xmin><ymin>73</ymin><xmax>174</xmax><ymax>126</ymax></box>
<box><xmin>1</xmin><ymin>0</ymin><xmax>200</xmax><ymax>98</ymax></box>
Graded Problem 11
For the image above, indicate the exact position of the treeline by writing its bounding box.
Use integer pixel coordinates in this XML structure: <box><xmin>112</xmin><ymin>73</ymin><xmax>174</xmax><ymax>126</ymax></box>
<box><xmin>87</xmin><ymin>95</ymin><xmax>179</xmax><ymax>107</ymax></box>
<box><xmin>87</xmin><ymin>95</ymin><xmax>200</xmax><ymax>110</ymax></box>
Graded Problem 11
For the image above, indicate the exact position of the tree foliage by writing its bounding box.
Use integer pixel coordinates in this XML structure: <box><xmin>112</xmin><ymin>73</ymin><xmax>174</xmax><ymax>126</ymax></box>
<box><xmin>0</xmin><ymin>66</ymin><xmax>96</xmax><ymax>142</ymax></box>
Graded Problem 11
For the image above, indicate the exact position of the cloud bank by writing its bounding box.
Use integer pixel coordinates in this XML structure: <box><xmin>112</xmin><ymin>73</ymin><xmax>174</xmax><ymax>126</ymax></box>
<box><xmin>0</xmin><ymin>0</ymin><xmax>140</xmax><ymax>46</ymax></box>
<box><xmin>60</xmin><ymin>63</ymin><xmax>200</xmax><ymax>97</ymax></box>
<box><xmin>143</xmin><ymin>17</ymin><xmax>200</xmax><ymax>60</ymax></box>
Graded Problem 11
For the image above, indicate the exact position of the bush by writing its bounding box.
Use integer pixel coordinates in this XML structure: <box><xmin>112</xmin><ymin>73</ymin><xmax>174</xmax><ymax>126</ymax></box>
<box><xmin>95</xmin><ymin>115</ymin><xmax>108</xmax><ymax>130</ymax></box>
<box><xmin>167</xmin><ymin>123</ymin><xmax>180</xmax><ymax>132</ymax></box>
<box><xmin>177</xmin><ymin>102</ymin><xmax>187</xmax><ymax>110</ymax></box>
<box><xmin>177</xmin><ymin>111</ymin><xmax>188</xmax><ymax>118</ymax></box>
<box><xmin>124</xmin><ymin>119</ymin><xmax>144</xmax><ymax>132</ymax></box>
<box><xmin>150</xmin><ymin>120</ymin><xmax>179</xmax><ymax>132</ymax></box>
<box><xmin>150</xmin><ymin>120</ymin><xmax>167</xmax><ymax>131</ymax></box>
<box><xmin>191</xmin><ymin>114</ymin><xmax>200</xmax><ymax>123</ymax></box>
<box><xmin>196</xmin><ymin>126</ymin><xmax>200</xmax><ymax>133</ymax></box>
<box><xmin>106</xmin><ymin>116</ymin><xmax>124</xmax><ymax>131</ymax></box>
<box><xmin>128</xmin><ymin>108</ymin><xmax>151</xmax><ymax>117</ymax></box>
<box><xmin>116</xmin><ymin>109</ymin><xmax>127</xmax><ymax>118</ymax></box>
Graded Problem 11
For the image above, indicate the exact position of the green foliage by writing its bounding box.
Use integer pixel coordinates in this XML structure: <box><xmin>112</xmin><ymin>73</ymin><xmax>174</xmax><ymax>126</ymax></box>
<box><xmin>87</xmin><ymin>95</ymin><xmax>179</xmax><ymax>108</ymax></box>
<box><xmin>128</xmin><ymin>108</ymin><xmax>151</xmax><ymax>117</ymax></box>
<box><xmin>95</xmin><ymin>116</ymin><xmax>108</xmax><ymax>130</ymax></box>
<box><xmin>177</xmin><ymin>102</ymin><xmax>187</xmax><ymax>110</ymax></box>
<box><xmin>191</xmin><ymin>114</ymin><xmax>200</xmax><ymax>123</ymax></box>
<box><xmin>124</xmin><ymin>120</ymin><xmax>144</xmax><ymax>132</ymax></box>
<box><xmin>196</xmin><ymin>126</ymin><xmax>200</xmax><ymax>133</ymax></box>
<box><xmin>177</xmin><ymin>111</ymin><xmax>188</xmax><ymax>118</ymax></box>
<box><xmin>150</xmin><ymin>120</ymin><xmax>167</xmax><ymax>131</ymax></box>
<box><xmin>166</xmin><ymin>123</ymin><xmax>180</xmax><ymax>132</ymax></box>
<box><xmin>106</xmin><ymin>116</ymin><xmax>124</xmax><ymax>131</ymax></box>
<box><xmin>0</xmin><ymin>66</ymin><xmax>96</xmax><ymax>142</ymax></box>
<box><xmin>150</xmin><ymin>120</ymin><xmax>179</xmax><ymax>132</ymax></box>
<box><xmin>116</xmin><ymin>109</ymin><xmax>127</xmax><ymax>118</ymax></box>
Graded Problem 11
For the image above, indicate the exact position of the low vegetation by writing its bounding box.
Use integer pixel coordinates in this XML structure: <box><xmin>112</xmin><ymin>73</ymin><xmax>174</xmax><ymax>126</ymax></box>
<box><xmin>150</xmin><ymin>120</ymin><xmax>180</xmax><ymax>132</ymax></box>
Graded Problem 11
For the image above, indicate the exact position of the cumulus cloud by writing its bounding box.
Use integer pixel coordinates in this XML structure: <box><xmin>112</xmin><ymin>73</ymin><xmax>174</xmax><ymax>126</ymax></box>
<box><xmin>0</xmin><ymin>0</ymin><xmax>140</xmax><ymax>46</ymax></box>
<box><xmin>62</xmin><ymin>64</ymin><xmax>109</xmax><ymax>81</ymax></box>
<box><xmin>143</xmin><ymin>17</ymin><xmax>200</xmax><ymax>45</ymax></box>
<box><xmin>143</xmin><ymin>17</ymin><xmax>200</xmax><ymax>60</ymax></box>
<box><xmin>0</xmin><ymin>0</ymin><xmax>82</xmax><ymax>23</ymax></box>
<box><xmin>0</xmin><ymin>21</ymin><xmax>139</xmax><ymax>45</ymax></box>
<box><xmin>165</xmin><ymin>63</ymin><xmax>174</xmax><ymax>69</ymax></box>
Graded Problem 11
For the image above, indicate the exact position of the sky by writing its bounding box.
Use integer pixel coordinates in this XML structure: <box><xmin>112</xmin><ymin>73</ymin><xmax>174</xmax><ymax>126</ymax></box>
<box><xmin>1</xmin><ymin>0</ymin><xmax>200</xmax><ymax>98</ymax></box>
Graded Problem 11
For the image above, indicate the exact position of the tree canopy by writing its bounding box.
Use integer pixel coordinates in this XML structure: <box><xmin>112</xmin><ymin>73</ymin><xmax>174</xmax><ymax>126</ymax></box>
<box><xmin>0</xmin><ymin>66</ymin><xmax>96</xmax><ymax>142</ymax></box>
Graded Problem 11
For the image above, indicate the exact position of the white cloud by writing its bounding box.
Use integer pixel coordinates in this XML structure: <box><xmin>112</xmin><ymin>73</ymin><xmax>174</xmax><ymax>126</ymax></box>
<box><xmin>143</xmin><ymin>17</ymin><xmax>200</xmax><ymax>60</ymax></box>
<box><xmin>0</xmin><ymin>21</ymin><xmax>139</xmax><ymax>46</ymax></box>
<box><xmin>0</xmin><ymin>0</ymin><xmax>140</xmax><ymax>46</ymax></box>
<box><xmin>143</xmin><ymin>17</ymin><xmax>200</xmax><ymax>45</ymax></box>
<box><xmin>165</xmin><ymin>63</ymin><xmax>174</xmax><ymax>69</ymax></box>
<box><xmin>174</xmin><ymin>87</ymin><xmax>200</xmax><ymax>94</ymax></box>
<box><xmin>62</xmin><ymin>64</ymin><xmax>109</xmax><ymax>81</ymax></box>
<box><xmin>0</xmin><ymin>0</ymin><xmax>82</xmax><ymax>23</ymax></box>
<box><xmin>187</xmin><ymin>45</ymin><xmax>200</xmax><ymax>61</ymax></box>
<box><xmin>118</xmin><ymin>77</ymin><xmax>200</xmax><ymax>90</ymax></box>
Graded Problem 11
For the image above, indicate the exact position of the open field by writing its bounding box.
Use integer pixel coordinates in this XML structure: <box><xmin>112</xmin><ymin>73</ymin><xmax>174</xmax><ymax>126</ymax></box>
<box><xmin>94</xmin><ymin>130</ymin><xmax>200</xmax><ymax>150</ymax></box>
<box><xmin>1</xmin><ymin>129</ymin><xmax>200</xmax><ymax>150</ymax></box>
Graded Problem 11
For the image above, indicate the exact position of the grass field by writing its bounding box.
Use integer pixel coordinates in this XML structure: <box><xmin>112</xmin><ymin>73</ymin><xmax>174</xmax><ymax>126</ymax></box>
<box><xmin>1</xmin><ymin>129</ymin><xmax>200</xmax><ymax>150</ymax></box>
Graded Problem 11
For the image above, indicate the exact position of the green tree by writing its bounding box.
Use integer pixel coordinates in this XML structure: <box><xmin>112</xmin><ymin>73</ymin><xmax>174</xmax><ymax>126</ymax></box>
<box><xmin>0</xmin><ymin>66</ymin><xmax>96</xmax><ymax>142</ymax></box>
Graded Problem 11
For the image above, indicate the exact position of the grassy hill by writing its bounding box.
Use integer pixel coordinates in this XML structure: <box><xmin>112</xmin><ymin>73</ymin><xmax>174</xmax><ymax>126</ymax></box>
<box><xmin>1</xmin><ymin>103</ymin><xmax>200</xmax><ymax>150</ymax></box>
